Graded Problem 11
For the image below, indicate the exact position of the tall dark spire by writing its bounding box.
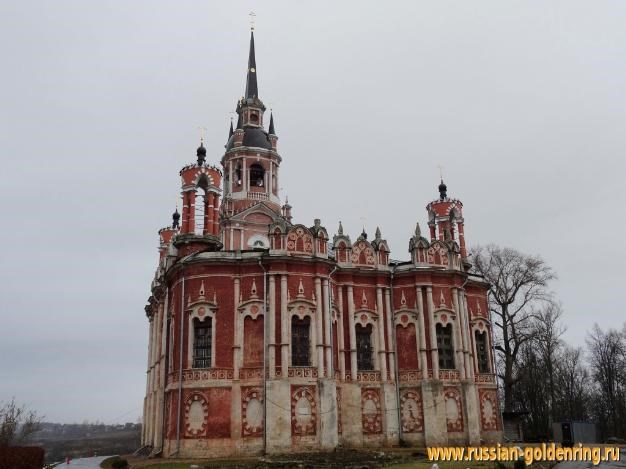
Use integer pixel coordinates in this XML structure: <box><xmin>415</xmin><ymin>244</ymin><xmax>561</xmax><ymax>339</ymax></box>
<box><xmin>244</xmin><ymin>31</ymin><xmax>258</xmax><ymax>99</ymax></box>
<box><xmin>228</xmin><ymin>118</ymin><xmax>234</xmax><ymax>138</ymax></box>
<box><xmin>268</xmin><ymin>112</ymin><xmax>275</xmax><ymax>135</ymax></box>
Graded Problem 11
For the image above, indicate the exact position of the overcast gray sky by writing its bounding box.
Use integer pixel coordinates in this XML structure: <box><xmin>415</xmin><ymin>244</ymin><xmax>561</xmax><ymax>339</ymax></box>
<box><xmin>1</xmin><ymin>1</ymin><xmax>625</xmax><ymax>424</ymax></box>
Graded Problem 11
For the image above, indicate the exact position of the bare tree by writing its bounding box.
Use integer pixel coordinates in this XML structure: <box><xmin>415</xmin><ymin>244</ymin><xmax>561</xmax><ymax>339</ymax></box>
<box><xmin>554</xmin><ymin>346</ymin><xmax>591</xmax><ymax>422</ymax></box>
<box><xmin>471</xmin><ymin>244</ymin><xmax>556</xmax><ymax>412</ymax></box>
<box><xmin>0</xmin><ymin>398</ymin><xmax>43</xmax><ymax>446</ymax></box>
<box><xmin>534</xmin><ymin>303</ymin><xmax>566</xmax><ymax>423</ymax></box>
<box><xmin>586</xmin><ymin>324</ymin><xmax>626</xmax><ymax>439</ymax></box>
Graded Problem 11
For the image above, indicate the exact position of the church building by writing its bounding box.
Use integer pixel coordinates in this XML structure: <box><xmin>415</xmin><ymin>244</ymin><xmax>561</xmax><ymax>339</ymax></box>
<box><xmin>141</xmin><ymin>29</ymin><xmax>502</xmax><ymax>458</ymax></box>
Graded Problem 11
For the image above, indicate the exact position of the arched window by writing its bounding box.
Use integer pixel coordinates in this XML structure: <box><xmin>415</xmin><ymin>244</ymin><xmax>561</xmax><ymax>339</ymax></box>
<box><xmin>194</xmin><ymin>175</ymin><xmax>209</xmax><ymax>235</ymax></box>
<box><xmin>224</xmin><ymin>170</ymin><xmax>230</xmax><ymax>194</ymax></box>
<box><xmin>475</xmin><ymin>330</ymin><xmax>490</xmax><ymax>373</ymax></box>
<box><xmin>436</xmin><ymin>323</ymin><xmax>455</xmax><ymax>370</ymax></box>
<box><xmin>291</xmin><ymin>316</ymin><xmax>311</xmax><ymax>366</ymax></box>
<box><xmin>250</xmin><ymin>163</ymin><xmax>265</xmax><ymax>187</ymax></box>
<box><xmin>235</xmin><ymin>164</ymin><xmax>242</xmax><ymax>186</ymax></box>
<box><xmin>356</xmin><ymin>323</ymin><xmax>374</xmax><ymax>371</ymax></box>
<box><xmin>192</xmin><ymin>318</ymin><xmax>212</xmax><ymax>368</ymax></box>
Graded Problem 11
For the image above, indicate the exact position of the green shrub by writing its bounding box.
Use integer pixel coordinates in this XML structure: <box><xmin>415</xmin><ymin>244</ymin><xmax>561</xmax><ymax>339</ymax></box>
<box><xmin>111</xmin><ymin>458</ymin><xmax>128</xmax><ymax>469</ymax></box>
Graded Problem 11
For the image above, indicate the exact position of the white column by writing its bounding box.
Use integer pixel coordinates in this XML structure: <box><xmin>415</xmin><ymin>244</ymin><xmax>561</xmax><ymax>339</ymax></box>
<box><xmin>376</xmin><ymin>287</ymin><xmax>387</xmax><ymax>380</ymax></box>
<box><xmin>452</xmin><ymin>288</ymin><xmax>465</xmax><ymax>379</ymax></box>
<box><xmin>347</xmin><ymin>285</ymin><xmax>357</xmax><ymax>378</ymax></box>
<box><xmin>268</xmin><ymin>275</ymin><xmax>276</xmax><ymax>378</ymax></box>
<box><xmin>426</xmin><ymin>287</ymin><xmax>439</xmax><ymax>378</ymax></box>
<box><xmin>462</xmin><ymin>292</ymin><xmax>476</xmax><ymax>378</ymax></box>
<box><xmin>280</xmin><ymin>275</ymin><xmax>289</xmax><ymax>376</ymax></box>
<box><xmin>146</xmin><ymin>317</ymin><xmax>154</xmax><ymax>444</ymax></box>
<box><xmin>243</xmin><ymin>157</ymin><xmax>247</xmax><ymax>192</ymax></box>
<box><xmin>233</xmin><ymin>278</ymin><xmax>241</xmax><ymax>376</ymax></box>
<box><xmin>322</xmin><ymin>279</ymin><xmax>332</xmax><ymax>377</ymax></box>
<box><xmin>156</xmin><ymin>293</ymin><xmax>169</xmax><ymax>448</ymax></box>
<box><xmin>415</xmin><ymin>287</ymin><xmax>428</xmax><ymax>373</ymax></box>
<box><xmin>337</xmin><ymin>286</ymin><xmax>346</xmax><ymax>380</ymax></box>
<box><xmin>151</xmin><ymin>305</ymin><xmax>162</xmax><ymax>445</ymax></box>
<box><xmin>384</xmin><ymin>288</ymin><xmax>395</xmax><ymax>380</ymax></box>
<box><xmin>315</xmin><ymin>277</ymin><xmax>324</xmax><ymax>376</ymax></box>
<box><xmin>229</xmin><ymin>160</ymin><xmax>233</xmax><ymax>196</ymax></box>
<box><xmin>456</xmin><ymin>289</ymin><xmax>469</xmax><ymax>377</ymax></box>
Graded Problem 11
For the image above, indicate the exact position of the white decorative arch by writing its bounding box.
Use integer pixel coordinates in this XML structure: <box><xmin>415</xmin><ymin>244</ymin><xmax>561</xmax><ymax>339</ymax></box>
<box><xmin>247</xmin><ymin>234</ymin><xmax>270</xmax><ymax>249</ymax></box>
<box><xmin>433</xmin><ymin>308</ymin><xmax>456</xmax><ymax>327</ymax></box>
<box><xmin>191</xmin><ymin>168</ymin><xmax>216</xmax><ymax>188</ymax></box>
<box><xmin>238</xmin><ymin>299</ymin><xmax>265</xmax><ymax>320</ymax></box>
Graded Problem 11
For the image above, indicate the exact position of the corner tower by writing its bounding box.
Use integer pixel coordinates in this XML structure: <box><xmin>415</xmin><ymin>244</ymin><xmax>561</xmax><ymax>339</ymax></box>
<box><xmin>220</xmin><ymin>30</ymin><xmax>285</xmax><ymax>250</ymax></box>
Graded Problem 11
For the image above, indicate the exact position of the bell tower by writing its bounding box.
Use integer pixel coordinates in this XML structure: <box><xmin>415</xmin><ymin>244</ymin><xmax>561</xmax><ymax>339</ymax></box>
<box><xmin>426</xmin><ymin>179</ymin><xmax>468</xmax><ymax>258</ymax></box>
<box><xmin>220</xmin><ymin>28</ymin><xmax>285</xmax><ymax>250</ymax></box>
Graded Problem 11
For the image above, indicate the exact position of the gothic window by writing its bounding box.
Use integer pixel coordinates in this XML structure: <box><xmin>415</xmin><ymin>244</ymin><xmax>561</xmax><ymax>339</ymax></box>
<box><xmin>436</xmin><ymin>323</ymin><xmax>455</xmax><ymax>370</ymax></box>
<box><xmin>356</xmin><ymin>323</ymin><xmax>374</xmax><ymax>371</ymax></box>
<box><xmin>192</xmin><ymin>318</ymin><xmax>212</xmax><ymax>368</ymax></box>
<box><xmin>250</xmin><ymin>164</ymin><xmax>265</xmax><ymax>187</ymax></box>
<box><xmin>292</xmin><ymin>317</ymin><xmax>310</xmax><ymax>366</ymax></box>
<box><xmin>475</xmin><ymin>330</ymin><xmax>490</xmax><ymax>373</ymax></box>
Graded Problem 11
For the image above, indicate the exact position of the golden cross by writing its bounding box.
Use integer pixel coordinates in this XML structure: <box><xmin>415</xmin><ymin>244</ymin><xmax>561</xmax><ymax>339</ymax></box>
<box><xmin>249</xmin><ymin>11</ymin><xmax>256</xmax><ymax>31</ymax></box>
<box><xmin>197</xmin><ymin>126</ymin><xmax>207</xmax><ymax>144</ymax></box>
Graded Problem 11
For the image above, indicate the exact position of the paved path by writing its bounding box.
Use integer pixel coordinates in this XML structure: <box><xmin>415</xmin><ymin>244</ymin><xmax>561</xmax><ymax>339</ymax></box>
<box><xmin>554</xmin><ymin>449</ymin><xmax>626</xmax><ymax>468</ymax></box>
<box><xmin>60</xmin><ymin>456</ymin><xmax>111</xmax><ymax>468</ymax></box>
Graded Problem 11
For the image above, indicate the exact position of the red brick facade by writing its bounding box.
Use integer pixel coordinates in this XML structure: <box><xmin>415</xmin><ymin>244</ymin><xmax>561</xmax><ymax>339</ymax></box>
<box><xmin>141</xmin><ymin>30</ymin><xmax>501</xmax><ymax>457</ymax></box>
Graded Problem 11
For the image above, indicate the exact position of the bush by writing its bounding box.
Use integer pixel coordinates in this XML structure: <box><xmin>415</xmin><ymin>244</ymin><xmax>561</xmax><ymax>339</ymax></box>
<box><xmin>111</xmin><ymin>458</ymin><xmax>128</xmax><ymax>469</ymax></box>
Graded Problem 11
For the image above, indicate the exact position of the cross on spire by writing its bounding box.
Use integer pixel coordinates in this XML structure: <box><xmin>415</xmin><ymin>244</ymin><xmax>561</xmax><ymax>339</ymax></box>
<box><xmin>197</xmin><ymin>126</ymin><xmax>207</xmax><ymax>144</ymax></box>
<box><xmin>249</xmin><ymin>11</ymin><xmax>256</xmax><ymax>31</ymax></box>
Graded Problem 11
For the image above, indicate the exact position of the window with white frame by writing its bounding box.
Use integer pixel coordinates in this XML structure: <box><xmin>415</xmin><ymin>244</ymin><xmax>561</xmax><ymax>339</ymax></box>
<box><xmin>356</xmin><ymin>323</ymin><xmax>374</xmax><ymax>371</ymax></box>
<box><xmin>475</xmin><ymin>330</ymin><xmax>490</xmax><ymax>373</ymax></box>
<box><xmin>192</xmin><ymin>318</ymin><xmax>212</xmax><ymax>368</ymax></box>
<box><xmin>291</xmin><ymin>316</ymin><xmax>311</xmax><ymax>366</ymax></box>
<box><xmin>436</xmin><ymin>323</ymin><xmax>455</xmax><ymax>370</ymax></box>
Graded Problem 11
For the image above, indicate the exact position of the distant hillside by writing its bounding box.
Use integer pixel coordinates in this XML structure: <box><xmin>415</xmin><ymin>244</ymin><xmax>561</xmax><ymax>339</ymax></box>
<box><xmin>30</xmin><ymin>422</ymin><xmax>141</xmax><ymax>463</ymax></box>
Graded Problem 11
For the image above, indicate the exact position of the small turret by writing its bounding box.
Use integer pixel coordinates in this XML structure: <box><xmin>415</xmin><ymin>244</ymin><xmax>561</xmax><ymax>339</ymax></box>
<box><xmin>426</xmin><ymin>177</ymin><xmax>467</xmax><ymax>258</ymax></box>
<box><xmin>282</xmin><ymin>197</ymin><xmax>292</xmax><ymax>223</ymax></box>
